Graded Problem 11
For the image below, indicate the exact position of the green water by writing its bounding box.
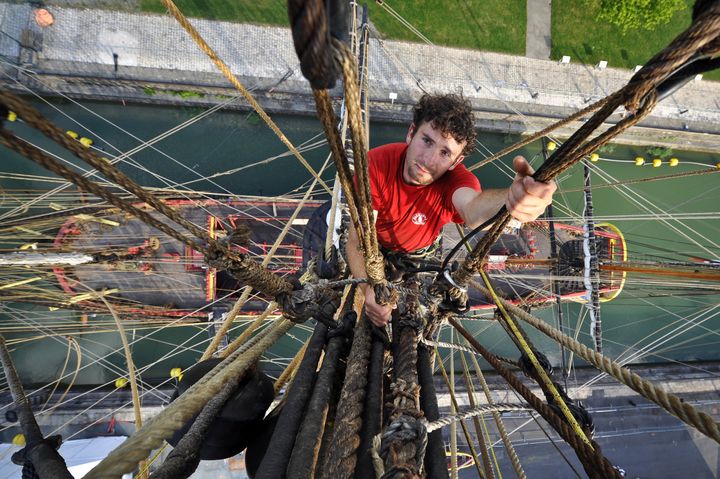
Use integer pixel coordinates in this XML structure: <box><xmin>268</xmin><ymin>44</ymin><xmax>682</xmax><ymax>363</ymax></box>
<box><xmin>2</xmin><ymin>98</ymin><xmax>719</xmax><ymax>385</ymax></box>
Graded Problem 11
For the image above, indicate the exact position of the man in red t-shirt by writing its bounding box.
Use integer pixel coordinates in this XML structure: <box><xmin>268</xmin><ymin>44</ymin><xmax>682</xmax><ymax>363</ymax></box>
<box><xmin>347</xmin><ymin>94</ymin><xmax>556</xmax><ymax>326</ymax></box>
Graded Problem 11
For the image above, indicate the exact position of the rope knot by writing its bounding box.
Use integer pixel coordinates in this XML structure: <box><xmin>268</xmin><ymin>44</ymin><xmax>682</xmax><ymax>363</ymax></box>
<box><xmin>388</xmin><ymin>379</ymin><xmax>422</xmax><ymax>416</ymax></box>
<box><xmin>518</xmin><ymin>350</ymin><xmax>554</xmax><ymax>377</ymax></box>
<box><xmin>548</xmin><ymin>399</ymin><xmax>596</xmax><ymax>438</ymax></box>
<box><xmin>427</xmin><ymin>271</ymin><xmax>469</xmax><ymax>314</ymax></box>
<box><xmin>378</xmin><ymin>414</ymin><xmax>428</xmax><ymax>479</ymax></box>
<box><xmin>204</xmin><ymin>243</ymin><xmax>233</xmax><ymax>271</ymax></box>
<box><xmin>277</xmin><ymin>280</ymin><xmax>340</xmax><ymax>325</ymax></box>
<box><xmin>373</xmin><ymin>280</ymin><xmax>400</xmax><ymax>308</ymax></box>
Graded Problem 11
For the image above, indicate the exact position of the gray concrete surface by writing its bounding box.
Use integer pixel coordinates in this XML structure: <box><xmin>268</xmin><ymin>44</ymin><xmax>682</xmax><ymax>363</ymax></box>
<box><xmin>0</xmin><ymin>3</ymin><xmax>719</xmax><ymax>154</ymax></box>
<box><xmin>526</xmin><ymin>0</ymin><xmax>552</xmax><ymax>59</ymax></box>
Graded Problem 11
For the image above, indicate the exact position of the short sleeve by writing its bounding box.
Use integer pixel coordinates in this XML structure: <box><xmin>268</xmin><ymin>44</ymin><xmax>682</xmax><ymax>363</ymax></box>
<box><xmin>367</xmin><ymin>150</ymin><xmax>386</xmax><ymax>211</ymax></box>
<box><xmin>446</xmin><ymin>167</ymin><xmax>481</xmax><ymax>224</ymax></box>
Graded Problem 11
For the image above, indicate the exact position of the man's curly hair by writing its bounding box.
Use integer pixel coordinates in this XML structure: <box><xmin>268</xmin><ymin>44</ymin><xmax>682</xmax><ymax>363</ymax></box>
<box><xmin>411</xmin><ymin>93</ymin><xmax>477</xmax><ymax>156</ymax></box>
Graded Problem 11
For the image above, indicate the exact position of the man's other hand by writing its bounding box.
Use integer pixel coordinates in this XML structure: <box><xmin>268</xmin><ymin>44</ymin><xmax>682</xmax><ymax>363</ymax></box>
<box><xmin>506</xmin><ymin>156</ymin><xmax>556</xmax><ymax>222</ymax></box>
<box><xmin>364</xmin><ymin>286</ymin><xmax>395</xmax><ymax>327</ymax></box>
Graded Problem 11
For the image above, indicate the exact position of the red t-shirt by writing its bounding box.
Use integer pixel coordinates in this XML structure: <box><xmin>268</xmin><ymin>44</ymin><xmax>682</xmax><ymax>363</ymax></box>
<box><xmin>367</xmin><ymin>143</ymin><xmax>481</xmax><ymax>253</ymax></box>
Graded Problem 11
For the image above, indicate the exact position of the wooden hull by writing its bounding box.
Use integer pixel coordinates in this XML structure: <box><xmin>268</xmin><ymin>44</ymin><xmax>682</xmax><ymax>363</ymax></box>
<box><xmin>52</xmin><ymin>199</ymin><xmax>624</xmax><ymax>318</ymax></box>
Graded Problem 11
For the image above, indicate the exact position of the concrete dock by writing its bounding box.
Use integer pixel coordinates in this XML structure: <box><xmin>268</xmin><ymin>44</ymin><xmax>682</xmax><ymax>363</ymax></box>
<box><xmin>1</xmin><ymin>3</ymin><xmax>720</xmax><ymax>152</ymax></box>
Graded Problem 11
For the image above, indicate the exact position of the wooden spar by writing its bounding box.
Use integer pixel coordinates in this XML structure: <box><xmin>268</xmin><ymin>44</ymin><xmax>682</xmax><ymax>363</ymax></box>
<box><xmin>0</xmin><ymin>252</ymin><xmax>94</xmax><ymax>266</ymax></box>
<box><xmin>600</xmin><ymin>262</ymin><xmax>720</xmax><ymax>281</ymax></box>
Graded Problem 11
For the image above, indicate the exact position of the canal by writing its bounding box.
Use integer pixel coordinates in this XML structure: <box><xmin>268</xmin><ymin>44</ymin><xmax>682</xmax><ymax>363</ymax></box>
<box><xmin>1</xmin><ymin>97</ymin><xmax>719</xmax><ymax>386</ymax></box>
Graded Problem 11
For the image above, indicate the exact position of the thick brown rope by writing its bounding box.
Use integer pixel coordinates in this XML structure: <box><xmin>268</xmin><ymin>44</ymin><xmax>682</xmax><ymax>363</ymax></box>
<box><xmin>449</xmin><ymin>319</ymin><xmax>621</xmax><ymax>479</ymax></box>
<box><xmin>334</xmin><ymin>40</ymin><xmax>381</xmax><ymax>262</ymax></box>
<box><xmin>471</xmin><ymin>280</ymin><xmax>720</xmax><ymax>445</ymax></box>
<box><xmin>202</xmin><ymin>152</ymin><xmax>332</xmax><ymax>358</ymax></box>
<box><xmin>467</xmin><ymin>96</ymin><xmax>610</xmax><ymax>172</ymax></box>
<box><xmin>286</xmin><ymin>0</ymin><xmax>338</xmax><ymax>89</ymax></box>
<box><xmin>0</xmin><ymin>91</ymin><xmax>212</xmax><ymax>244</ymax></box>
<box><xmin>150</xmin><ymin>381</ymin><xmax>237</xmax><ymax>479</ymax></box>
<box><xmin>312</xmin><ymin>48</ymin><xmax>395</xmax><ymax>305</ymax></box>
<box><xmin>0</xmin><ymin>96</ymin><xmax>293</xmax><ymax>299</ymax></box>
<box><xmin>313</xmin><ymin>89</ymin><xmax>366</xmax><ymax>253</ymax></box>
<box><xmin>320</xmin><ymin>296</ymin><xmax>373</xmax><ymax>479</ymax></box>
<box><xmin>378</xmin><ymin>283</ymin><xmax>426</xmax><ymax>479</ymax></box>
<box><xmin>160</xmin><ymin>0</ymin><xmax>332</xmax><ymax>194</ymax></box>
<box><xmin>450</xmin><ymin>5</ymin><xmax>720</xmax><ymax>288</ymax></box>
<box><xmin>625</xmin><ymin>2</ymin><xmax>720</xmax><ymax>112</ymax></box>
<box><xmin>0</xmin><ymin>129</ymin><xmax>204</xmax><ymax>253</ymax></box>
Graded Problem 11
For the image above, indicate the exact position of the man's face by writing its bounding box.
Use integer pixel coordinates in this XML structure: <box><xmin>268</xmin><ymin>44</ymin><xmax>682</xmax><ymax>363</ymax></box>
<box><xmin>403</xmin><ymin>121</ymin><xmax>467</xmax><ymax>186</ymax></box>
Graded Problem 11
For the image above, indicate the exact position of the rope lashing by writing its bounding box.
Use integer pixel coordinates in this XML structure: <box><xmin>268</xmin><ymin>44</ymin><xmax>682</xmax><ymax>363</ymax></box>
<box><xmin>449</xmin><ymin>319</ymin><xmax>622</xmax><ymax>479</ymax></box>
<box><xmin>275</xmin><ymin>279</ymin><xmax>341</xmax><ymax>325</ymax></box>
<box><xmin>377</xmin><ymin>413</ymin><xmax>428</xmax><ymax>479</ymax></box>
<box><xmin>425</xmin><ymin>404</ymin><xmax>531</xmax><ymax>432</ymax></box>
<box><xmin>287</xmin><ymin>0</ymin><xmax>348</xmax><ymax>89</ymax></box>
<box><xmin>472</xmin><ymin>280</ymin><xmax>720</xmax><ymax>445</ymax></box>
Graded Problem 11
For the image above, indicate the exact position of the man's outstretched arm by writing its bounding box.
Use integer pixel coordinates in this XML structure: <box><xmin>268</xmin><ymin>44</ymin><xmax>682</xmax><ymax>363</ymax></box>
<box><xmin>453</xmin><ymin>156</ymin><xmax>557</xmax><ymax>228</ymax></box>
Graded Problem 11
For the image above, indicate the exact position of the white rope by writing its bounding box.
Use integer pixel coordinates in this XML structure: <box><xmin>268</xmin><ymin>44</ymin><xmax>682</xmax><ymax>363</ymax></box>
<box><xmin>426</xmin><ymin>403</ymin><xmax>531</xmax><ymax>432</ymax></box>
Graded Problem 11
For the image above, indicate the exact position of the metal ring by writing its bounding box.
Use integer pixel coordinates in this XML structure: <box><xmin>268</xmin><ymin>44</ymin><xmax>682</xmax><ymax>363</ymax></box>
<box><xmin>443</xmin><ymin>269</ymin><xmax>467</xmax><ymax>293</ymax></box>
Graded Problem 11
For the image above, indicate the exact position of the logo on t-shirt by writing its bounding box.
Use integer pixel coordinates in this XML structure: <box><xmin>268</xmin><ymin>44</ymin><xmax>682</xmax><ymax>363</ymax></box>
<box><xmin>412</xmin><ymin>213</ymin><xmax>427</xmax><ymax>225</ymax></box>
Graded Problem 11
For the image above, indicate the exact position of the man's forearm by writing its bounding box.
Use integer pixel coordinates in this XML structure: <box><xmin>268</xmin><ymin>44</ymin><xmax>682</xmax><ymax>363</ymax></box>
<box><xmin>460</xmin><ymin>188</ymin><xmax>508</xmax><ymax>229</ymax></box>
<box><xmin>346</xmin><ymin>224</ymin><xmax>369</xmax><ymax>291</ymax></box>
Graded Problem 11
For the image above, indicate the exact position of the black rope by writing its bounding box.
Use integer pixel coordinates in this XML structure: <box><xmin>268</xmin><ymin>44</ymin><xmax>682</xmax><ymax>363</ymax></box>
<box><xmin>254</xmin><ymin>322</ymin><xmax>328</xmax><ymax>479</ymax></box>
<box><xmin>355</xmin><ymin>325</ymin><xmax>389</xmax><ymax>478</ymax></box>
<box><xmin>417</xmin><ymin>344</ymin><xmax>449</xmax><ymax>479</ymax></box>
